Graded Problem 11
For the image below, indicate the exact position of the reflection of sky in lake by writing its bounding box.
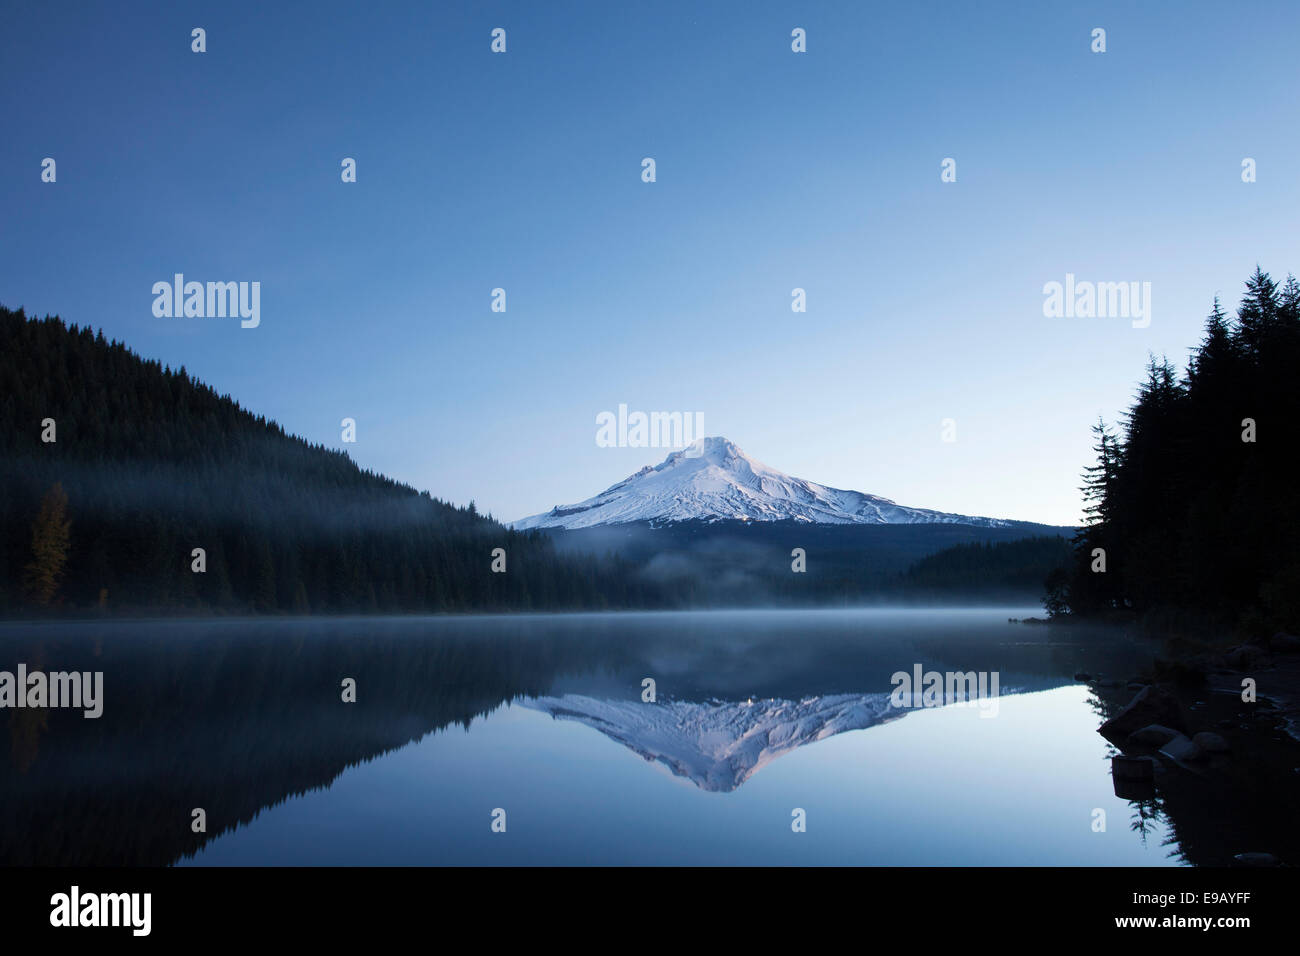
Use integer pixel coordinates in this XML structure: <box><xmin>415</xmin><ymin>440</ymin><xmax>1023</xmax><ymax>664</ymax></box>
<box><xmin>184</xmin><ymin>683</ymin><xmax>1178</xmax><ymax>866</ymax></box>
<box><xmin>12</xmin><ymin>607</ymin><xmax>1240</xmax><ymax>866</ymax></box>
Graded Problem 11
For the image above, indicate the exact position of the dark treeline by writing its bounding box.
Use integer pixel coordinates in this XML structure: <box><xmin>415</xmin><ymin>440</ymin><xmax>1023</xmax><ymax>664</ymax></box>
<box><xmin>901</xmin><ymin>536</ymin><xmax>1071</xmax><ymax>596</ymax></box>
<box><xmin>1049</xmin><ymin>267</ymin><xmax>1300</xmax><ymax>635</ymax></box>
<box><xmin>0</xmin><ymin>306</ymin><xmax>661</xmax><ymax>615</ymax></box>
<box><xmin>550</xmin><ymin>520</ymin><xmax>1073</xmax><ymax>605</ymax></box>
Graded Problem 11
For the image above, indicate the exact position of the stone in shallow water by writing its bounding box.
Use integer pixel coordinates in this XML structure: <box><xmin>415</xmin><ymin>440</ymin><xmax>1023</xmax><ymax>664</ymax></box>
<box><xmin>1158</xmin><ymin>733</ymin><xmax>1201</xmax><ymax>762</ymax></box>
<box><xmin>1099</xmin><ymin>685</ymin><xmax>1188</xmax><ymax>742</ymax></box>
<box><xmin>1225</xmin><ymin>644</ymin><xmax>1272</xmax><ymax>669</ymax></box>
<box><xmin>1111</xmin><ymin>755</ymin><xmax>1157</xmax><ymax>800</ymax></box>
<box><xmin>1270</xmin><ymin>632</ymin><xmax>1300</xmax><ymax>653</ymax></box>
<box><xmin>1233</xmin><ymin>852</ymin><xmax>1281</xmax><ymax>866</ymax></box>
<box><xmin>1128</xmin><ymin>724</ymin><xmax>1180</xmax><ymax>747</ymax></box>
<box><xmin>1111</xmin><ymin>754</ymin><xmax>1156</xmax><ymax>780</ymax></box>
<box><xmin>1192</xmin><ymin>731</ymin><xmax>1230</xmax><ymax>753</ymax></box>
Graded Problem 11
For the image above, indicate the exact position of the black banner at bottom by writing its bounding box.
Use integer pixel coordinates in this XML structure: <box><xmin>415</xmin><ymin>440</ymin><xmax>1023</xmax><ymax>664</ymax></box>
<box><xmin>0</xmin><ymin>866</ymin><xmax>1290</xmax><ymax>942</ymax></box>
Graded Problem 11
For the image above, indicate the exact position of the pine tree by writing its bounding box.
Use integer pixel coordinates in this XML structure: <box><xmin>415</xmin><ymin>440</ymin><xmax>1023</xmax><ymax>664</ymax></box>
<box><xmin>1278</xmin><ymin>274</ymin><xmax>1300</xmax><ymax>327</ymax></box>
<box><xmin>1080</xmin><ymin>417</ymin><xmax>1119</xmax><ymax>526</ymax></box>
<box><xmin>1187</xmin><ymin>298</ymin><xmax>1236</xmax><ymax>385</ymax></box>
<box><xmin>1234</xmin><ymin>265</ymin><xmax>1279</xmax><ymax>357</ymax></box>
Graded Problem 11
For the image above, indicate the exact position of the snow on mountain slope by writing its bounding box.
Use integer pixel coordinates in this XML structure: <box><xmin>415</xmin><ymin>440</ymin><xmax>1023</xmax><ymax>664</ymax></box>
<box><xmin>513</xmin><ymin>436</ymin><xmax>1010</xmax><ymax>529</ymax></box>
<box><xmin>520</xmin><ymin>693</ymin><xmax>904</xmax><ymax>792</ymax></box>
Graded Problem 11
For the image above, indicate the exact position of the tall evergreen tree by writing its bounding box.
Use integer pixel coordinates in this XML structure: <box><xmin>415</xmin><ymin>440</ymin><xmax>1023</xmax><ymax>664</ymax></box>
<box><xmin>1234</xmin><ymin>265</ymin><xmax>1279</xmax><ymax>357</ymax></box>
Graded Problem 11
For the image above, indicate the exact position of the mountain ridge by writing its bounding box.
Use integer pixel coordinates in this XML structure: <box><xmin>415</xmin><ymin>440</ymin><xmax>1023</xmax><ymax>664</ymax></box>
<box><xmin>514</xmin><ymin>436</ymin><xmax>1013</xmax><ymax>530</ymax></box>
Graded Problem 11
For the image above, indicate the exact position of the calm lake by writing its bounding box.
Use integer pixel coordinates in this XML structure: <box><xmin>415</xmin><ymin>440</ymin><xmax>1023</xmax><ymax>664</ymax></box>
<box><xmin>2</xmin><ymin>608</ymin><xmax>1294</xmax><ymax>866</ymax></box>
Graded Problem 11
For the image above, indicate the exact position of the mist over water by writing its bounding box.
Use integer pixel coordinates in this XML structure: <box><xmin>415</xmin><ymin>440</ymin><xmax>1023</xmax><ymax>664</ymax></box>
<box><xmin>8</xmin><ymin>607</ymin><xmax>1280</xmax><ymax>866</ymax></box>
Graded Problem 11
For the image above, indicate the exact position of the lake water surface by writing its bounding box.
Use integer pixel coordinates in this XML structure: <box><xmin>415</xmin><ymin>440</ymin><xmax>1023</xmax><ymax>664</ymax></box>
<box><xmin>2</xmin><ymin>608</ymin><xmax>1291</xmax><ymax>866</ymax></box>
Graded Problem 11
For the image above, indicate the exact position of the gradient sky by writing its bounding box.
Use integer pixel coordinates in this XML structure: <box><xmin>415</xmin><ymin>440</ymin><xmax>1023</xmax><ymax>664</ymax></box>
<box><xmin>4</xmin><ymin>1</ymin><xmax>1299</xmax><ymax>527</ymax></box>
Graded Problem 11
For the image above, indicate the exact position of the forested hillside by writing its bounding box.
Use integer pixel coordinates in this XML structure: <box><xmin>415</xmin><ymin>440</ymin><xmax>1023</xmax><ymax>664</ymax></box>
<box><xmin>902</xmin><ymin>536</ymin><xmax>1071</xmax><ymax>597</ymax></box>
<box><xmin>547</xmin><ymin>520</ymin><xmax>1072</xmax><ymax>605</ymax></box>
<box><xmin>0</xmin><ymin>306</ymin><xmax>659</xmax><ymax>614</ymax></box>
<box><xmin>1050</xmin><ymin>267</ymin><xmax>1300</xmax><ymax>634</ymax></box>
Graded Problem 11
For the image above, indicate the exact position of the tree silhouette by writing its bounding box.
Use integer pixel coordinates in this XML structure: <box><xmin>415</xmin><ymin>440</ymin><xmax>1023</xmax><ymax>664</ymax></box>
<box><xmin>24</xmin><ymin>482</ymin><xmax>71</xmax><ymax>605</ymax></box>
<box><xmin>1054</xmin><ymin>267</ymin><xmax>1300</xmax><ymax>634</ymax></box>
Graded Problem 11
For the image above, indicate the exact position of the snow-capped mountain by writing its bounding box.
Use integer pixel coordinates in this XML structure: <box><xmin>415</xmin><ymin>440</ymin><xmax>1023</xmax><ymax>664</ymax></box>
<box><xmin>521</xmin><ymin>693</ymin><xmax>905</xmax><ymax>792</ymax></box>
<box><xmin>513</xmin><ymin>436</ymin><xmax>1010</xmax><ymax>530</ymax></box>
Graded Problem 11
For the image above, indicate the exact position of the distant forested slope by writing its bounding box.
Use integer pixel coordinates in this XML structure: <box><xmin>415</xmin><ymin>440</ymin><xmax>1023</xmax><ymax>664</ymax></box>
<box><xmin>546</xmin><ymin>520</ymin><xmax>1073</xmax><ymax>605</ymax></box>
<box><xmin>901</xmin><ymin>535</ymin><xmax>1071</xmax><ymax>598</ymax></box>
<box><xmin>0</xmin><ymin>306</ymin><xmax>659</xmax><ymax>615</ymax></box>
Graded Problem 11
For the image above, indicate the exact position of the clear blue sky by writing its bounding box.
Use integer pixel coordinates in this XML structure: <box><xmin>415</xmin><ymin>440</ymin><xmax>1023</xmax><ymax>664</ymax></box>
<box><xmin>3</xmin><ymin>1</ymin><xmax>1298</xmax><ymax>526</ymax></box>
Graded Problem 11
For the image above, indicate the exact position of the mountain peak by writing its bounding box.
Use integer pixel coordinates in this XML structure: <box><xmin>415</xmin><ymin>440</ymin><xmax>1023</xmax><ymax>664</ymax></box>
<box><xmin>678</xmin><ymin>435</ymin><xmax>744</xmax><ymax>460</ymax></box>
<box><xmin>513</xmin><ymin>437</ymin><xmax>1010</xmax><ymax>530</ymax></box>
<box><xmin>657</xmin><ymin>436</ymin><xmax>749</xmax><ymax>471</ymax></box>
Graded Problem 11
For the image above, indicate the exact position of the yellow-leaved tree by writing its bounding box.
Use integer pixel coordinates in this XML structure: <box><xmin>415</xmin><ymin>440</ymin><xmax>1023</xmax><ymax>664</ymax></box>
<box><xmin>25</xmin><ymin>483</ymin><xmax>72</xmax><ymax>606</ymax></box>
